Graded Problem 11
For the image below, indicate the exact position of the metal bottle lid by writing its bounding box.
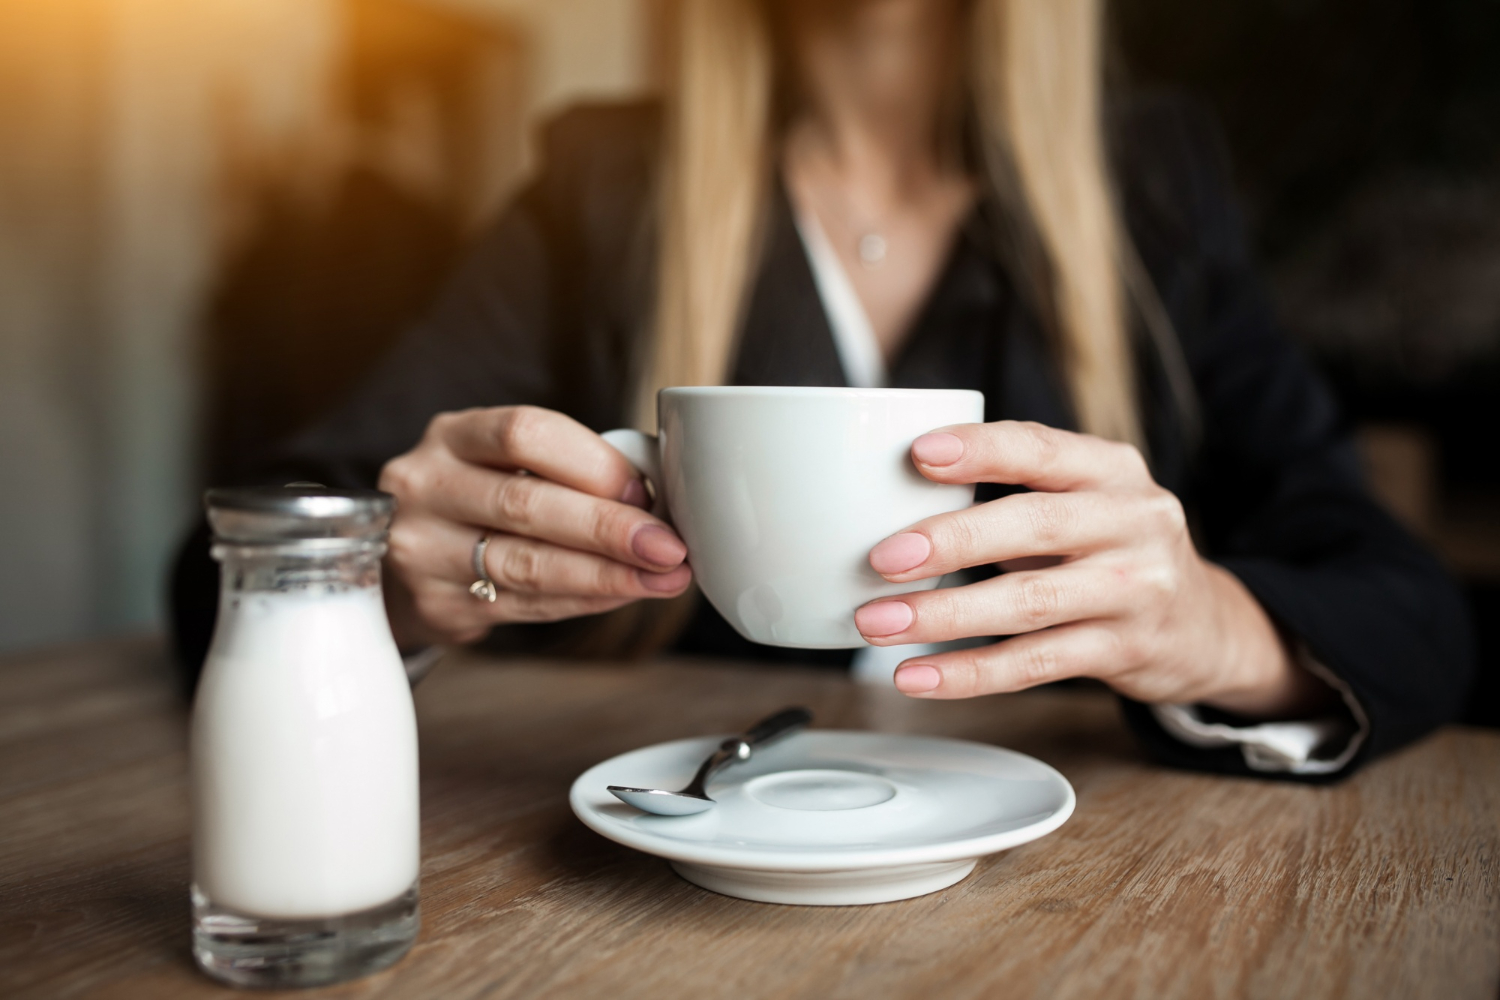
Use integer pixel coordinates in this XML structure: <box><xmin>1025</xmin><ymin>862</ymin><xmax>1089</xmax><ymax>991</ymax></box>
<box><xmin>205</xmin><ymin>484</ymin><xmax>396</xmax><ymax>544</ymax></box>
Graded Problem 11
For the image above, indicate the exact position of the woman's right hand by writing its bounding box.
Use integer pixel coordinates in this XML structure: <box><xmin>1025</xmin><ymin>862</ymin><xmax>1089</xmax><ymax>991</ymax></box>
<box><xmin>377</xmin><ymin>405</ymin><xmax>692</xmax><ymax>647</ymax></box>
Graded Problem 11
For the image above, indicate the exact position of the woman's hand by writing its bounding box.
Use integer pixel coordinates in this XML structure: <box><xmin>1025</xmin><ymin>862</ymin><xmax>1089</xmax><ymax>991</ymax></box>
<box><xmin>378</xmin><ymin>406</ymin><xmax>691</xmax><ymax>647</ymax></box>
<box><xmin>854</xmin><ymin>421</ymin><xmax>1332</xmax><ymax>718</ymax></box>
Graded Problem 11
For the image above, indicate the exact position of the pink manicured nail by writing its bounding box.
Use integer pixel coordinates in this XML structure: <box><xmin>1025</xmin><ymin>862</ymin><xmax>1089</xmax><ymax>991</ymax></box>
<box><xmin>855</xmin><ymin>601</ymin><xmax>913</xmax><ymax>637</ymax></box>
<box><xmin>869</xmin><ymin>532</ymin><xmax>931</xmax><ymax>575</ymax></box>
<box><xmin>912</xmin><ymin>432</ymin><xmax>964</xmax><ymax>467</ymax></box>
<box><xmin>894</xmin><ymin>664</ymin><xmax>941</xmax><ymax>693</ymax></box>
<box><xmin>631</xmin><ymin>524</ymin><xmax>686</xmax><ymax>568</ymax></box>
<box><xmin>638</xmin><ymin>565</ymin><xmax>690</xmax><ymax>592</ymax></box>
<box><xmin>620</xmin><ymin>479</ymin><xmax>649</xmax><ymax>509</ymax></box>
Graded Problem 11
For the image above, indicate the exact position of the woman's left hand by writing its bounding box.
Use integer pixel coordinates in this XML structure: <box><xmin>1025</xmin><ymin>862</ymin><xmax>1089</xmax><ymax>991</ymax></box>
<box><xmin>855</xmin><ymin>421</ymin><xmax>1332</xmax><ymax>718</ymax></box>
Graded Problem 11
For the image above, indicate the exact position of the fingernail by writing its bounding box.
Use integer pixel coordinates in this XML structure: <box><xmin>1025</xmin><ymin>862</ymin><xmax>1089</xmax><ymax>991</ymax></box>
<box><xmin>632</xmin><ymin>524</ymin><xmax>686</xmax><ymax>568</ymax></box>
<box><xmin>855</xmin><ymin>601</ymin><xmax>913</xmax><ymax>637</ymax></box>
<box><xmin>894</xmin><ymin>664</ymin><xmax>941</xmax><ymax>694</ymax></box>
<box><xmin>620</xmin><ymin>479</ymin><xmax>649</xmax><ymax>509</ymax></box>
<box><xmin>912</xmin><ymin>432</ymin><xmax>964</xmax><ymax>467</ymax></box>
<box><xmin>638</xmin><ymin>565</ymin><xmax>690</xmax><ymax>592</ymax></box>
<box><xmin>869</xmin><ymin>532</ymin><xmax>931</xmax><ymax>575</ymax></box>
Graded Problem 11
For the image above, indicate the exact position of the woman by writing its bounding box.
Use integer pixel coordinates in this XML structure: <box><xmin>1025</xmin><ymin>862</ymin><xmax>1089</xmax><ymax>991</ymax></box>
<box><xmin>174</xmin><ymin>0</ymin><xmax>1472</xmax><ymax>778</ymax></box>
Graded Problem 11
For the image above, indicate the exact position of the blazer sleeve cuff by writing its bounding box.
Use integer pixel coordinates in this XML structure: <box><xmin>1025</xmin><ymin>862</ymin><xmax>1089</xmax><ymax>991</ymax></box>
<box><xmin>401</xmin><ymin>646</ymin><xmax>446</xmax><ymax>686</ymax></box>
<box><xmin>1149</xmin><ymin>644</ymin><xmax>1371</xmax><ymax>776</ymax></box>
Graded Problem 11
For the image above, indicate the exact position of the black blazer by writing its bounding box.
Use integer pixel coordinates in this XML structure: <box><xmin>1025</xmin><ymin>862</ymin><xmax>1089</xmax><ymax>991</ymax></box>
<box><xmin>172</xmin><ymin>95</ymin><xmax>1474</xmax><ymax>781</ymax></box>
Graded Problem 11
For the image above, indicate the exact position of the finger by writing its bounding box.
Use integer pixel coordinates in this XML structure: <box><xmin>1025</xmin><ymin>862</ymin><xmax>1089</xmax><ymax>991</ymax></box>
<box><xmin>909</xmin><ymin>420</ymin><xmax>1151</xmax><ymax>493</ymax></box>
<box><xmin>436</xmin><ymin>405</ymin><xmax>646</xmax><ymax>502</ymax></box>
<box><xmin>890</xmin><ymin>623</ymin><xmax>1123</xmax><ymax>698</ymax></box>
<box><xmin>409</xmin><ymin>579</ymin><xmax>638</xmax><ymax>638</ymax></box>
<box><xmin>416</xmin><ymin>458</ymin><xmax>686</xmax><ymax>571</ymax></box>
<box><xmin>855</xmin><ymin>565</ymin><xmax>1130</xmax><ymax>645</ymax></box>
<box><xmin>869</xmin><ymin>491</ymin><xmax>1160</xmax><ymax>580</ymax></box>
<box><xmin>399</xmin><ymin>513</ymin><xmax>686</xmax><ymax>596</ymax></box>
<box><xmin>393</xmin><ymin>514</ymin><xmax>690</xmax><ymax>598</ymax></box>
<box><xmin>480</xmin><ymin>533</ymin><xmax>693</xmax><ymax>598</ymax></box>
<box><xmin>491</xmin><ymin>590</ymin><xmax>640</xmax><ymax>623</ymax></box>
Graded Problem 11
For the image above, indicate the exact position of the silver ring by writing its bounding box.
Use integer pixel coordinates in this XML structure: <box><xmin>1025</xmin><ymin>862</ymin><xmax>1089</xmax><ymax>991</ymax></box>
<box><xmin>469</xmin><ymin>533</ymin><xmax>498</xmax><ymax>602</ymax></box>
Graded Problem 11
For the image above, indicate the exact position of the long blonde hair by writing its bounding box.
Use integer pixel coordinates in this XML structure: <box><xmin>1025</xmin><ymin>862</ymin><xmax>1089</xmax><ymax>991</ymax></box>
<box><xmin>639</xmin><ymin>0</ymin><xmax>1150</xmax><ymax>446</ymax></box>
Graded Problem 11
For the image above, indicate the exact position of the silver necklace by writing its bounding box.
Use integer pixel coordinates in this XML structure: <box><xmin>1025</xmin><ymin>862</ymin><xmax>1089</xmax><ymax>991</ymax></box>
<box><xmin>814</xmin><ymin>168</ymin><xmax>889</xmax><ymax>268</ymax></box>
<box><xmin>841</xmin><ymin>188</ymin><xmax>888</xmax><ymax>268</ymax></box>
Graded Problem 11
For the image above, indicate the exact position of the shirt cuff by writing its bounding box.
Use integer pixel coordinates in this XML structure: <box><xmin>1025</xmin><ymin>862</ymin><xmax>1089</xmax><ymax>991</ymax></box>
<box><xmin>401</xmin><ymin>646</ymin><xmax>446</xmax><ymax>686</ymax></box>
<box><xmin>1149</xmin><ymin>649</ymin><xmax>1370</xmax><ymax>776</ymax></box>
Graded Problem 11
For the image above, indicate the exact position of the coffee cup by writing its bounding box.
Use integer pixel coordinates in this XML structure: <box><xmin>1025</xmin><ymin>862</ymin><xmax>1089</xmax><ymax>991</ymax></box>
<box><xmin>603</xmin><ymin>386</ymin><xmax>984</xmax><ymax>648</ymax></box>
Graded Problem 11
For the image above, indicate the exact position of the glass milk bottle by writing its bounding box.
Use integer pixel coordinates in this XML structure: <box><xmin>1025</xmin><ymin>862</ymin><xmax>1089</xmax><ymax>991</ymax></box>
<box><xmin>191</xmin><ymin>486</ymin><xmax>420</xmax><ymax>989</ymax></box>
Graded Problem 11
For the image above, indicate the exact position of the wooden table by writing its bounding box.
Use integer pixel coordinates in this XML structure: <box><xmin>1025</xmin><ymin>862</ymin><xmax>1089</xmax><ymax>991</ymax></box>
<box><xmin>2</xmin><ymin>638</ymin><xmax>1498</xmax><ymax>999</ymax></box>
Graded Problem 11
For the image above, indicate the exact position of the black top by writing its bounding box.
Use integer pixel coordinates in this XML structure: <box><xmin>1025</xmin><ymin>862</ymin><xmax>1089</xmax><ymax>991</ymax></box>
<box><xmin>172</xmin><ymin>95</ymin><xmax>1474</xmax><ymax>781</ymax></box>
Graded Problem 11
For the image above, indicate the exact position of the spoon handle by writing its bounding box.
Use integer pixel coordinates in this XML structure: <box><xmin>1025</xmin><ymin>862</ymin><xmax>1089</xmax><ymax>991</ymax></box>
<box><xmin>684</xmin><ymin>707</ymin><xmax>815</xmax><ymax>798</ymax></box>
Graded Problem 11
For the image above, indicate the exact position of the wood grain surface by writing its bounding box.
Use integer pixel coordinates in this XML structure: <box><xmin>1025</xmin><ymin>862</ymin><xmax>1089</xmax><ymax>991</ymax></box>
<box><xmin>1</xmin><ymin>638</ymin><xmax>1497</xmax><ymax>1000</ymax></box>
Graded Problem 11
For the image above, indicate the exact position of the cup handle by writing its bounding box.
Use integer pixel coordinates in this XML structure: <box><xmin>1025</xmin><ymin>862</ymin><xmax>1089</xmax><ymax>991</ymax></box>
<box><xmin>601</xmin><ymin>428</ymin><xmax>668</xmax><ymax>521</ymax></box>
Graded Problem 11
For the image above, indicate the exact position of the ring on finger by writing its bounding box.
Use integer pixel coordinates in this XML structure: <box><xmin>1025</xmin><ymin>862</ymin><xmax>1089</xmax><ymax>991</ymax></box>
<box><xmin>469</xmin><ymin>533</ymin><xmax>499</xmax><ymax>602</ymax></box>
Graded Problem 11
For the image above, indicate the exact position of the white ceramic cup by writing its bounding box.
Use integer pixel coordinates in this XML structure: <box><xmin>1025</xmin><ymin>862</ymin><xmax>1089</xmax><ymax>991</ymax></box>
<box><xmin>602</xmin><ymin>386</ymin><xmax>984</xmax><ymax>649</ymax></box>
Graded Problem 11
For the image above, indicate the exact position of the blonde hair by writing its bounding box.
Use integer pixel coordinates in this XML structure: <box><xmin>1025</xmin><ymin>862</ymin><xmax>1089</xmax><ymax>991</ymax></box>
<box><xmin>640</xmin><ymin>0</ymin><xmax>1155</xmax><ymax>447</ymax></box>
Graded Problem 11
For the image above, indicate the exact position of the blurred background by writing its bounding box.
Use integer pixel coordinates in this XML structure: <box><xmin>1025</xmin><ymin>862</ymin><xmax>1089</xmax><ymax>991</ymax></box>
<box><xmin>1</xmin><ymin>0</ymin><xmax>1495</xmax><ymax>712</ymax></box>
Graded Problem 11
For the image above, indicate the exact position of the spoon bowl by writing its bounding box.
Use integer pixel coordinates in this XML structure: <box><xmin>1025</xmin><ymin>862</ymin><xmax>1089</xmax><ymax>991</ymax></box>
<box><xmin>606</xmin><ymin>707</ymin><xmax>812</xmax><ymax>816</ymax></box>
<box><xmin>607</xmin><ymin>787</ymin><xmax>716</xmax><ymax>816</ymax></box>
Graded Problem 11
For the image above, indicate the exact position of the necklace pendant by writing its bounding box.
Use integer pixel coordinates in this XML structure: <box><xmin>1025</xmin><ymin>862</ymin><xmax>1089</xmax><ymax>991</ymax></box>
<box><xmin>857</xmin><ymin>232</ymin><xmax>887</xmax><ymax>267</ymax></box>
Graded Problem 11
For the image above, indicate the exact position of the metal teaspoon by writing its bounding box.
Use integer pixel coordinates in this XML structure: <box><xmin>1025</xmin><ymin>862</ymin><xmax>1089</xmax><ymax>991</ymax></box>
<box><xmin>607</xmin><ymin>707</ymin><xmax>814</xmax><ymax>816</ymax></box>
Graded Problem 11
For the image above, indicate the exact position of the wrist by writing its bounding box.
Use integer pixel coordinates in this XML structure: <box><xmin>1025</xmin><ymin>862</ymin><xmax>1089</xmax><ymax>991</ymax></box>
<box><xmin>1196</xmin><ymin>563</ymin><xmax>1335</xmax><ymax>719</ymax></box>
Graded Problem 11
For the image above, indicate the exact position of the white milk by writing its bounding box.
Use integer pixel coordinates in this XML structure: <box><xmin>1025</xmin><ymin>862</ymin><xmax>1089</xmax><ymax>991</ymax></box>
<box><xmin>192</xmin><ymin>586</ymin><xmax>419</xmax><ymax>919</ymax></box>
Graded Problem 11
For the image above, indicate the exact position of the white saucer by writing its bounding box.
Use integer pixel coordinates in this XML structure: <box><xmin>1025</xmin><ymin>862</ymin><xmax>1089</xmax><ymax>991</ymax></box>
<box><xmin>569</xmin><ymin>730</ymin><xmax>1075</xmax><ymax>905</ymax></box>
